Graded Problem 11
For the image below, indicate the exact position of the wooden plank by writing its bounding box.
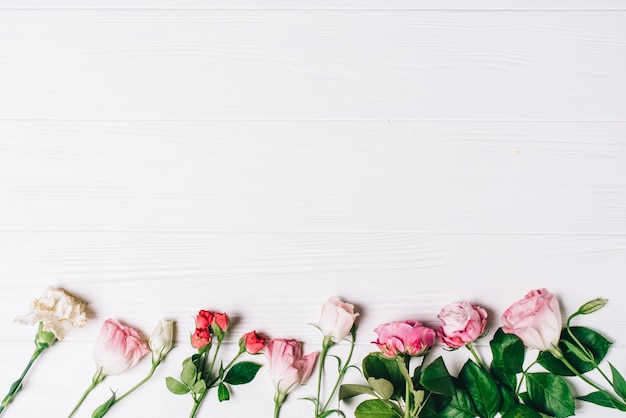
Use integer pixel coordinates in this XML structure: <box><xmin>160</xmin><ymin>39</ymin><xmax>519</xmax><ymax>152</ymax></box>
<box><xmin>1</xmin><ymin>121</ymin><xmax>624</xmax><ymax>233</ymax></box>
<box><xmin>1</xmin><ymin>10</ymin><xmax>624</xmax><ymax>120</ymax></box>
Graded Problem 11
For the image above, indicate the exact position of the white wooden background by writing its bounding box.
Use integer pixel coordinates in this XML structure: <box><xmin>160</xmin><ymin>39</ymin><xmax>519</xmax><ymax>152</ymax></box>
<box><xmin>1</xmin><ymin>1</ymin><xmax>625</xmax><ymax>417</ymax></box>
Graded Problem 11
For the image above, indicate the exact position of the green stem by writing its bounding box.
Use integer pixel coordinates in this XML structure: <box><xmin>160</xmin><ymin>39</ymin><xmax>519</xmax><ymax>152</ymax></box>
<box><xmin>516</xmin><ymin>360</ymin><xmax>537</xmax><ymax>395</ymax></box>
<box><xmin>115</xmin><ymin>362</ymin><xmax>159</xmax><ymax>404</ymax></box>
<box><xmin>274</xmin><ymin>392</ymin><xmax>286</xmax><ymax>418</ymax></box>
<box><xmin>68</xmin><ymin>368</ymin><xmax>106</xmax><ymax>418</ymax></box>
<box><xmin>554</xmin><ymin>349</ymin><xmax>614</xmax><ymax>396</ymax></box>
<box><xmin>0</xmin><ymin>348</ymin><xmax>44</xmax><ymax>414</ymax></box>
<box><xmin>467</xmin><ymin>343</ymin><xmax>488</xmax><ymax>371</ymax></box>
<box><xmin>315</xmin><ymin>340</ymin><xmax>332</xmax><ymax>417</ymax></box>
<box><xmin>188</xmin><ymin>389</ymin><xmax>208</xmax><ymax>418</ymax></box>
<box><xmin>320</xmin><ymin>334</ymin><xmax>356</xmax><ymax>413</ymax></box>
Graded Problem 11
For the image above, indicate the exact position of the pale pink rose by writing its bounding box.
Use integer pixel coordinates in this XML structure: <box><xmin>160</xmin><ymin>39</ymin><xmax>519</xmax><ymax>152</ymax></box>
<box><xmin>501</xmin><ymin>288</ymin><xmax>562</xmax><ymax>352</ymax></box>
<box><xmin>373</xmin><ymin>321</ymin><xmax>435</xmax><ymax>358</ymax></box>
<box><xmin>437</xmin><ymin>302</ymin><xmax>488</xmax><ymax>348</ymax></box>
<box><xmin>264</xmin><ymin>339</ymin><xmax>319</xmax><ymax>397</ymax></box>
<box><xmin>317</xmin><ymin>296</ymin><xmax>359</xmax><ymax>343</ymax></box>
<box><xmin>93</xmin><ymin>319</ymin><xmax>149</xmax><ymax>376</ymax></box>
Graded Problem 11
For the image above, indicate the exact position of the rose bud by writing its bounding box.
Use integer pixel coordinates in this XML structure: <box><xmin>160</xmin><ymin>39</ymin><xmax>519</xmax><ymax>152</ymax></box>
<box><xmin>317</xmin><ymin>296</ymin><xmax>359</xmax><ymax>345</ymax></box>
<box><xmin>264</xmin><ymin>338</ymin><xmax>319</xmax><ymax>403</ymax></box>
<box><xmin>239</xmin><ymin>331</ymin><xmax>266</xmax><ymax>354</ymax></box>
<box><xmin>191</xmin><ymin>327</ymin><xmax>211</xmax><ymax>350</ymax></box>
<box><xmin>195</xmin><ymin>310</ymin><xmax>213</xmax><ymax>330</ymax></box>
<box><xmin>93</xmin><ymin>318</ymin><xmax>149</xmax><ymax>376</ymax></box>
<box><xmin>502</xmin><ymin>288</ymin><xmax>562</xmax><ymax>353</ymax></box>
<box><xmin>211</xmin><ymin>312</ymin><xmax>229</xmax><ymax>341</ymax></box>
<box><xmin>437</xmin><ymin>302</ymin><xmax>488</xmax><ymax>349</ymax></box>
<box><xmin>149</xmin><ymin>319</ymin><xmax>174</xmax><ymax>364</ymax></box>
<box><xmin>373</xmin><ymin>320</ymin><xmax>435</xmax><ymax>358</ymax></box>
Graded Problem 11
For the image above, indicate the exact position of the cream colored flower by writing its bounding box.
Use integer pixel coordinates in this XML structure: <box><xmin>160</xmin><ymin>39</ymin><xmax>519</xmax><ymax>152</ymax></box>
<box><xmin>15</xmin><ymin>286</ymin><xmax>87</xmax><ymax>340</ymax></box>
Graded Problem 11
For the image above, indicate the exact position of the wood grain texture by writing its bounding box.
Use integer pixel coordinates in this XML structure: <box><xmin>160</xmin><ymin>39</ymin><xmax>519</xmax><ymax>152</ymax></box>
<box><xmin>1</xmin><ymin>2</ymin><xmax>625</xmax><ymax>417</ymax></box>
<box><xmin>1</xmin><ymin>10</ymin><xmax>625</xmax><ymax>120</ymax></box>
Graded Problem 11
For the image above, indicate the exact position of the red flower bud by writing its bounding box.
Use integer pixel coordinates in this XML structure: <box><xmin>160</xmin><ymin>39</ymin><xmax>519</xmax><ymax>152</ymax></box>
<box><xmin>240</xmin><ymin>331</ymin><xmax>266</xmax><ymax>354</ymax></box>
<box><xmin>191</xmin><ymin>327</ymin><xmax>211</xmax><ymax>349</ymax></box>
<box><xmin>196</xmin><ymin>310</ymin><xmax>213</xmax><ymax>330</ymax></box>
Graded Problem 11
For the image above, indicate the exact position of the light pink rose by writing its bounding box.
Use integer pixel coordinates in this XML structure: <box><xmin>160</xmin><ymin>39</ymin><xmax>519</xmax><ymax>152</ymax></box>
<box><xmin>501</xmin><ymin>288</ymin><xmax>562</xmax><ymax>352</ymax></box>
<box><xmin>93</xmin><ymin>318</ymin><xmax>149</xmax><ymax>376</ymax></box>
<box><xmin>264</xmin><ymin>338</ymin><xmax>319</xmax><ymax>398</ymax></box>
<box><xmin>373</xmin><ymin>321</ymin><xmax>435</xmax><ymax>358</ymax></box>
<box><xmin>317</xmin><ymin>296</ymin><xmax>359</xmax><ymax>344</ymax></box>
<box><xmin>437</xmin><ymin>302</ymin><xmax>488</xmax><ymax>348</ymax></box>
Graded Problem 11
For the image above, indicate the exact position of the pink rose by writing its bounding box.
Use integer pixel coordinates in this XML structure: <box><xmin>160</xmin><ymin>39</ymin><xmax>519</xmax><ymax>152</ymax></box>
<box><xmin>437</xmin><ymin>302</ymin><xmax>488</xmax><ymax>348</ymax></box>
<box><xmin>191</xmin><ymin>327</ymin><xmax>211</xmax><ymax>349</ymax></box>
<box><xmin>317</xmin><ymin>296</ymin><xmax>359</xmax><ymax>344</ymax></box>
<box><xmin>240</xmin><ymin>331</ymin><xmax>266</xmax><ymax>354</ymax></box>
<box><xmin>264</xmin><ymin>339</ymin><xmax>319</xmax><ymax>399</ymax></box>
<box><xmin>196</xmin><ymin>310</ymin><xmax>213</xmax><ymax>330</ymax></box>
<box><xmin>212</xmin><ymin>312</ymin><xmax>229</xmax><ymax>332</ymax></box>
<box><xmin>501</xmin><ymin>288</ymin><xmax>562</xmax><ymax>352</ymax></box>
<box><xmin>373</xmin><ymin>321</ymin><xmax>435</xmax><ymax>358</ymax></box>
<box><xmin>93</xmin><ymin>319</ymin><xmax>149</xmax><ymax>376</ymax></box>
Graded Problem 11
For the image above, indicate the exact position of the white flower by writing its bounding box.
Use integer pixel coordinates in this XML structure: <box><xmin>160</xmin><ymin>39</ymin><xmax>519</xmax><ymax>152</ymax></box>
<box><xmin>317</xmin><ymin>296</ymin><xmax>359</xmax><ymax>344</ymax></box>
<box><xmin>149</xmin><ymin>319</ymin><xmax>174</xmax><ymax>364</ymax></box>
<box><xmin>15</xmin><ymin>286</ymin><xmax>87</xmax><ymax>341</ymax></box>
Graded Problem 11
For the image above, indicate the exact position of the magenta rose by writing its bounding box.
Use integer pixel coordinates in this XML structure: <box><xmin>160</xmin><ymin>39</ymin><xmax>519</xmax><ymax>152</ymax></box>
<box><xmin>437</xmin><ymin>302</ymin><xmax>488</xmax><ymax>348</ymax></box>
<box><xmin>264</xmin><ymin>338</ymin><xmax>319</xmax><ymax>400</ymax></box>
<box><xmin>373</xmin><ymin>321</ymin><xmax>435</xmax><ymax>358</ymax></box>
<box><xmin>93</xmin><ymin>318</ymin><xmax>149</xmax><ymax>376</ymax></box>
<box><xmin>501</xmin><ymin>288</ymin><xmax>562</xmax><ymax>352</ymax></box>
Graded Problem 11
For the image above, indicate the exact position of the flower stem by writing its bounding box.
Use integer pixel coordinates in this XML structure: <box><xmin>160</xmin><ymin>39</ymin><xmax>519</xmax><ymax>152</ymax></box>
<box><xmin>320</xmin><ymin>333</ymin><xmax>356</xmax><ymax>413</ymax></box>
<box><xmin>553</xmin><ymin>349</ymin><xmax>615</xmax><ymax>397</ymax></box>
<box><xmin>115</xmin><ymin>362</ymin><xmax>159</xmax><ymax>404</ymax></box>
<box><xmin>68</xmin><ymin>368</ymin><xmax>106</xmax><ymax>418</ymax></box>
<box><xmin>189</xmin><ymin>390</ymin><xmax>208</xmax><ymax>418</ymax></box>
<box><xmin>315</xmin><ymin>340</ymin><xmax>332</xmax><ymax>417</ymax></box>
<box><xmin>467</xmin><ymin>343</ymin><xmax>488</xmax><ymax>371</ymax></box>
<box><xmin>0</xmin><ymin>348</ymin><xmax>44</xmax><ymax>414</ymax></box>
<box><xmin>274</xmin><ymin>392</ymin><xmax>286</xmax><ymax>418</ymax></box>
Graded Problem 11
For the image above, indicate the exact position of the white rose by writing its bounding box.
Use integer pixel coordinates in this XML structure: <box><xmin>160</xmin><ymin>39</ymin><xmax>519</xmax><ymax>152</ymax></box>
<box><xmin>149</xmin><ymin>319</ymin><xmax>174</xmax><ymax>364</ymax></box>
<box><xmin>15</xmin><ymin>286</ymin><xmax>87</xmax><ymax>340</ymax></box>
<box><xmin>317</xmin><ymin>296</ymin><xmax>359</xmax><ymax>344</ymax></box>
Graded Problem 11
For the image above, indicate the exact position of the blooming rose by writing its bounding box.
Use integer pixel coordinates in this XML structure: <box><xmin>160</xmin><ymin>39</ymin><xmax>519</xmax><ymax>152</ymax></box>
<box><xmin>196</xmin><ymin>310</ymin><xmax>213</xmax><ymax>330</ymax></box>
<box><xmin>437</xmin><ymin>302</ymin><xmax>488</xmax><ymax>348</ymax></box>
<box><xmin>240</xmin><ymin>331</ymin><xmax>266</xmax><ymax>354</ymax></box>
<box><xmin>265</xmin><ymin>339</ymin><xmax>319</xmax><ymax>399</ymax></box>
<box><xmin>15</xmin><ymin>286</ymin><xmax>87</xmax><ymax>341</ymax></box>
<box><xmin>317</xmin><ymin>296</ymin><xmax>359</xmax><ymax>344</ymax></box>
<box><xmin>149</xmin><ymin>319</ymin><xmax>174</xmax><ymax>363</ymax></box>
<box><xmin>93</xmin><ymin>319</ymin><xmax>149</xmax><ymax>375</ymax></box>
<box><xmin>373</xmin><ymin>321</ymin><xmax>435</xmax><ymax>358</ymax></box>
<box><xmin>501</xmin><ymin>288</ymin><xmax>562</xmax><ymax>352</ymax></box>
<box><xmin>191</xmin><ymin>327</ymin><xmax>211</xmax><ymax>349</ymax></box>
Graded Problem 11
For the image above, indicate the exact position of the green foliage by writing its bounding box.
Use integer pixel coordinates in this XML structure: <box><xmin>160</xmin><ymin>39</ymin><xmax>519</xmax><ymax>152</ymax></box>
<box><xmin>354</xmin><ymin>399</ymin><xmax>401</xmax><ymax>418</ymax></box>
<box><xmin>537</xmin><ymin>327</ymin><xmax>611</xmax><ymax>376</ymax></box>
<box><xmin>223</xmin><ymin>362</ymin><xmax>262</xmax><ymax>385</ymax></box>
<box><xmin>458</xmin><ymin>360</ymin><xmax>501</xmax><ymax>418</ymax></box>
<box><xmin>525</xmin><ymin>373</ymin><xmax>574</xmax><ymax>417</ymax></box>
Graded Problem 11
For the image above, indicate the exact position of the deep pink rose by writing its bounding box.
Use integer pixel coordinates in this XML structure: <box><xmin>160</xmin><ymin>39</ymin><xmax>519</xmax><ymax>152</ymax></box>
<box><xmin>93</xmin><ymin>318</ymin><xmax>149</xmax><ymax>376</ymax></box>
<box><xmin>264</xmin><ymin>338</ymin><xmax>319</xmax><ymax>399</ymax></box>
<box><xmin>240</xmin><ymin>331</ymin><xmax>266</xmax><ymax>354</ymax></box>
<box><xmin>191</xmin><ymin>327</ymin><xmax>211</xmax><ymax>349</ymax></box>
<box><xmin>501</xmin><ymin>288</ymin><xmax>562</xmax><ymax>352</ymax></box>
<box><xmin>373</xmin><ymin>321</ymin><xmax>435</xmax><ymax>358</ymax></box>
<box><xmin>437</xmin><ymin>302</ymin><xmax>488</xmax><ymax>348</ymax></box>
<box><xmin>196</xmin><ymin>310</ymin><xmax>213</xmax><ymax>330</ymax></box>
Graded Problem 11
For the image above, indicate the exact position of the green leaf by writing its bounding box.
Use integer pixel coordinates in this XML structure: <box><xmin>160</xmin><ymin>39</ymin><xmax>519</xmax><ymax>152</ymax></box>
<box><xmin>339</xmin><ymin>384</ymin><xmax>377</xmax><ymax>400</ymax></box>
<box><xmin>91</xmin><ymin>391</ymin><xmax>116</xmax><ymax>418</ymax></box>
<box><xmin>217</xmin><ymin>383</ymin><xmax>230</xmax><ymax>402</ymax></box>
<box><xmin>165</xmin><ymin>377</ymin><xmax>190</xmax><ymax>395</ymax></box>
<box><xmin>181</xmin><ymin>360</ymin><xmax>198</xmax><ymax>387</ymax></box>
<box><xmin>490</xmin><ymin>328</ymin><xmax>525</xmax><ymax>374</ymax></box>
<box><xmin>367</xmin><ymin>377</ymin><xmax>394</xmax><ymax>400</ymax></box>
<box><xmin>525</xmin><ymin>373</ymin><xmax>574</xmax><ymax>417</ymax></box>
<box><xmin>458</xmin><ymin>360</ymin><xmax>501</xmax><ymax>418</ymax></box>
<box><xmin>578</xmin><ymin>391</ymin><xmax>626</xmax><ymax>411</ymax></box>
<box><xmin>354</xmin><ymin>399</ymin><xmax>401</xmax><ymax>418</ymax></box>
<box><xmin>420</xmin><ymin>356</ymin><xmax>455</xmax><ymax>397</ymax></box>
<box><xmin>192</xmin><ymin>379</ymin><xmax>206</xmax><ymax>394</ymax></box>
<box><xmin>362</xmin><ymin>353</ymin><xmax>405</xmax><ymax>400</ymax></box>
<box><xmin>432</xmin><ymin>387</ymin><xmax>477</xmax><ymax>418</ymax></box>
<box><xmin>610</xmin><ymin>363</ymin><xmax>626</xmax><ymax>401</ymax></box>
<box><xmin>537</xmin><ymin>327</ymin><xmax>611</xmax><ymax>376</ymax></box>
<box><xmin>491</xmin><ymin>365</ymin><xmax>517</xmax><ymax>392</ymax></box>
<box><xmin>420</xmin><ymin>393</ymin><xmax>452</xmax><ymax>417</ymax></box>
<box><xmin>223</xmin><ymin>361</ymin><xmax>262</xmax><ymax>385</ymax></box>
<box><xmin>500</xmin><ymin>404</ymin><xmax>543</xmax><ymax>418</ymax></box>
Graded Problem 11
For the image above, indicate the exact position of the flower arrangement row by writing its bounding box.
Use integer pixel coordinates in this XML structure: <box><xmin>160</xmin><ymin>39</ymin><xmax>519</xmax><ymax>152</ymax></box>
<box><xmin>2</xmin><ymin>287</ymin><xmax>625</xmax><ymax>418</ymax></box>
